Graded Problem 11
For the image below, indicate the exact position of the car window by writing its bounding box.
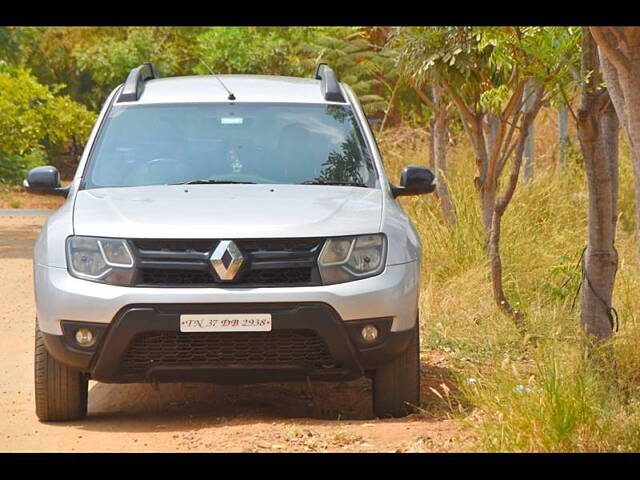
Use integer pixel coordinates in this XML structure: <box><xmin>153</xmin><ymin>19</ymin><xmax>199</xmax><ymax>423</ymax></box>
<box><xmin>83</xmin><ymin>103</ymin><xmax>377</xmax><ymax>188</ymax></box>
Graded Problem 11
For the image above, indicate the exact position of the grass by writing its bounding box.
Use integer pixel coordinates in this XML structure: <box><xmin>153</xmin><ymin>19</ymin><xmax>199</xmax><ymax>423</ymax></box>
<box><xmin>0</xmin><ymin>184</ymin><xmax>65</xmax><ymax>209</ymax></box>
<box><xmin>377</xmin><ymin>115</ymin><xmax>640</xmax><ymax>452</ymax></box>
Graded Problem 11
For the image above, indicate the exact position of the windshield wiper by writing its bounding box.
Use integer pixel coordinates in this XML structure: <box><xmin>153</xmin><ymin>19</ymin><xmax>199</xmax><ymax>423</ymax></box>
<box><xmin>298</xmin><ymin>180</ymin><xmax>368</xmax><ymax>188</ymax></box>
<box><xmin>169</xmin><ymin>179</ymin><xmax>257</xmax><ymax>185</ymax></box>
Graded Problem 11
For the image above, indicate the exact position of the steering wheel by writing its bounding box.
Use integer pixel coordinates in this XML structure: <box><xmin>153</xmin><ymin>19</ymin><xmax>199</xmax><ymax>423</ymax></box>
<box><xmin>145</xmin><ymin>158</ymin><xmax>183</xmax><ymax>169</ymax></box>
<box><xmin>123</xmin><ymin>157</ymin><xmax>185</xmax><ymax>185</ymax></box>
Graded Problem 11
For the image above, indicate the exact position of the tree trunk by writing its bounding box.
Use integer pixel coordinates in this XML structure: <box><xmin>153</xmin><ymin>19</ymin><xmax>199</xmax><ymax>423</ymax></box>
<box><xmin>432</xmin><ymin>87</ymin><xmax>456</xmax><ymax>227</ymax></box>
<box><xmin>578</xmin><ymin>99</ymin><xmax>619</xmax><ymax>341</ymax></box>
<box><xmin>486</xmin><ymin>84</ymin><xmax>544</xmax><ymax>325</ymax></box>
<box><xmin>380</xmin><ymin>77</ymin><xmax>400</xmax><ymax>132</ymax></box>
<box><xmin>577</xmin><ymin>29</ymin><xmax>620</xmax><ymax>342</ymax></box>
<box><xmin>482</xmin><ymin>115</ymin><xmax>499</xmax><ymax>232</ymax></box>
<box><xmin>591</xmin><ymin>27</ymin><xmax>640</xmax><ymax>269</ymax></box>
<box><xmin>449</xmin><ymin>99</ymin><xmax>490</xmax><ymax>231</ymax></box>
<box><xmin>467</xmin><ymin>120</ymin><xmax>494</xmax><ymax>234</ymax></box>
<box><xmin>523</xmin><ymin>82</ymin><xmax>536</xmax><ymax>181</ymax></box>
<box><xmin>427</xmin><ymin>116</ymin><xmax>435</xmax><ymax>170</ymax></box>
<box><xmin>559</xmin><ymin>104</ymin><xmax>569</xmax><ymax>167</ymax></box>
<box><xmin>481</xmin><ymin>188</ymin><xmax>496</xmax><ymax>236</ymax></box>
<box><xmin>598</xmin><ymin>55</ymin><xmax>640</xmax><ymax>271</ymax></box>
<box><xmin>488</xmin><ymin>209</ymin><xmax>524</xmax><ymax>325</ymax></box>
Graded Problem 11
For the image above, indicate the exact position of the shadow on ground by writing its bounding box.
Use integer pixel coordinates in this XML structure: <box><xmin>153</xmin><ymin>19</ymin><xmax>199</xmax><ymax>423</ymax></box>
<box><xmin>44</xmin><ymin>359</ymin><xmax>459</xmax><ymax>434</ymax></box>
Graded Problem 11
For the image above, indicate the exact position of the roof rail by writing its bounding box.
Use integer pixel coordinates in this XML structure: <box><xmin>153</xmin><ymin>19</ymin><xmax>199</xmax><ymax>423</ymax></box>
<box><xmin>314</xmin><ymin>63</ymin><xmax>346</xmax><ymax>103</ymax></box>
<box><xmin>118</xmin><ymin>63</ymin><xmax>158</xmax><ymax>102</ymax></box>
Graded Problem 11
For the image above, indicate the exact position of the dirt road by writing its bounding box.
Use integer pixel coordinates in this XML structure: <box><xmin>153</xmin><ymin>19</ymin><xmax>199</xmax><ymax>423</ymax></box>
<box><xmin>0</xmin><ymin>214</ymin><xmax>472</xmax><ymax>452</ymax></box>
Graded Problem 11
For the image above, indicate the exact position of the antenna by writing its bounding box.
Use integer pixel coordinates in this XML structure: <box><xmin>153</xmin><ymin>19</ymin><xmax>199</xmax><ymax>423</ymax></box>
<box><xmin>200</xmin><ymin>60</ymin><xmax>236</xmax><ymax>101</ymax></box>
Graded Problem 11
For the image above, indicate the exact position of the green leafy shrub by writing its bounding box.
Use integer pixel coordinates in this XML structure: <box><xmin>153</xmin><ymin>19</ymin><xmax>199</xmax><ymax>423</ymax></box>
<box><xmin>0</xmin><ymin>68</ymin><xmax>96</xmax><ymax>185</ymax></box>
<box><xmin>0</xmin><ymin>149</ymin><xmax>47</xmax><ymax>187</ymax></box>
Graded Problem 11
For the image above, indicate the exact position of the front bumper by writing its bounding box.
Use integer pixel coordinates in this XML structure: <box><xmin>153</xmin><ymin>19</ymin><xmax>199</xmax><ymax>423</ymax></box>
<box><xmin>35</xmin><ymin>261</ymin><xmax>419</xmax><ymax>383</ymax></box>
<box><xmin>35</xmin><ymin>261</ymin><xmax>420</xmax><ymax>335</ymax></box>
<box><xmin>42</xmin><ymin>303</ymin><xmax>415</xmax><ymax>383</ymax></box>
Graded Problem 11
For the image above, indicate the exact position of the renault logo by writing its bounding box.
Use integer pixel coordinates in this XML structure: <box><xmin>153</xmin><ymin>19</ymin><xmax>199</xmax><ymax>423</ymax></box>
<box><xmin>210</xmin><ymin>240</ymin><xmax>244</xmax><ymax>281</ymax></box>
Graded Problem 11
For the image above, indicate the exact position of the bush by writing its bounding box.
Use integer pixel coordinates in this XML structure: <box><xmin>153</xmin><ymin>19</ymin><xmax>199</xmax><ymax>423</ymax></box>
<box><xmin>0</xmin><ymin>68</ymin><xmax>95</xmax><ymax>185</ymax></box>
<box><xmin>0</xmin><ymin>150</ymin><xmax>46</xmax><ymax>187</ymax></box>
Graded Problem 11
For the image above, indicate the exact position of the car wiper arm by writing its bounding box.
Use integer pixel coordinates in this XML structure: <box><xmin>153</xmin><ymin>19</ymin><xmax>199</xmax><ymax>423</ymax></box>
<box><xmin>169</xmin><ymin>179</ymin><xmax>257</xmax><ymax>185</ymax></box>
<box><xmin>298</xmin><ymin>180</ymin><xmax>368</xmax><ymax>187</ymax></box>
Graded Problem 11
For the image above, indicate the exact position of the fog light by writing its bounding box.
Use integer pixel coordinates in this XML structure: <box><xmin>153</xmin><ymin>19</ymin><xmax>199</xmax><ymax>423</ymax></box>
<box><xmin>361</xmin><ymin>324</ymin><xmax>379</xmax><ymax>343</ymax></box>
<box><xmin>75</xmin><ymin>328</ymin><xmax>95</xmax><ymax>347</ymax></box>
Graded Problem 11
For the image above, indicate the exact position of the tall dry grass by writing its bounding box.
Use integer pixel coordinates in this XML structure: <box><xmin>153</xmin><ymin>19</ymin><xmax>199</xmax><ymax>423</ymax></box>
<box><xmin>377</xmin><ymin>111</ymin><xmax>640</xmax><ymax>452</ymax></box>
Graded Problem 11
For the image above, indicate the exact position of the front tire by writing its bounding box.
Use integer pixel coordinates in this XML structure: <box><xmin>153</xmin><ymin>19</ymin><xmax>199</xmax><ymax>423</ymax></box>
<box><xmin>34</xmin><ymin>324</ymin><xmax>88</xmax><ymax>422</ymax></box>
<box><xmin>372</xmin><ymin>321</ymin><xmax>420</xmax><ymax>418</ymax></box>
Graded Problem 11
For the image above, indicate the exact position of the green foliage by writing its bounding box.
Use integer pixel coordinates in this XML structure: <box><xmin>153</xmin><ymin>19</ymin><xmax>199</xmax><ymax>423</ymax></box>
<box><xmin>538</xmin><ymin>251</ymin><xmax>584</xmax><ymax>304</ymax></box>
<box><xmin>74</xmin><ymin>27</ymin><xmax>204</xmax><ymax>109</ymax></box>
<box><xmin>393</xmin><ymin>27</ymin><xmax>580</xmax><ymax>116</ymax></box>
<box><xmin>196</xmin><ymin>27</ymin><xmax>389</xmax><ymax>114</ymax></box>
<box><xmin>393</xmin><ymin>27</ymin><xmax>488</xmax><ymax>105</ymax></box>
<box><xmin>0</xmin><ymin>26</ymin><xmax>41</xmax><ymax>65</ymax></box>
<box><xmin>196</xmin><ymin>27</ymin><xmax>312</xmax><ymax>77</ymax></box>
<box><xmin>4</xmin><ymin>26</ymin><xmax>402</xmax><ymax>117</ymax></box>
<box><xmin>0</xmin><ymin>150</ymin><xmax>47</xmax><ymax>187</ymax></box>
<box><xmin>0</xmin><ymin>26</ymin><xmax>403</xmax><ymax>185</ymax></box>
<box><xmin>298</xmin><ymin>27</ymin><xmax>389</xmax><ymax>114</ymax></box>
<box><xmin>514</xmin><ymin>27</ymin><xmax>582</xmax><ymax>109</ymax></box>
<box><xmin>479</xmin><ymin>84</ymin><xmax>512</xmax><ymax>115</ymax></box>
<box><xmin>1</xmin><ymin>27</ymin><xmax>106</xmax><ymax>106</ymax></box>
<box><xmin>2</xmin><ymin>26</ymin><xmax>582</xmax><ymax>122</ymax></box>
<box><xmin>0</xmin><ymin>68</ymin><xmax>96</xmax><ymax>184</ymax></box>
<box><xmin>0</xmin><ymin>27</ymin><xmax>19</xmax><ymax>63</ymax></box>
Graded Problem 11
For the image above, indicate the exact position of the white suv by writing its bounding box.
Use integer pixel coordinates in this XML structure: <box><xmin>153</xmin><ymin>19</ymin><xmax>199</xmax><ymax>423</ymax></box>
<box><xmin>25</xmin><ymin>63</ymin><xmax>436</xmax><ymax>421</ymax></box>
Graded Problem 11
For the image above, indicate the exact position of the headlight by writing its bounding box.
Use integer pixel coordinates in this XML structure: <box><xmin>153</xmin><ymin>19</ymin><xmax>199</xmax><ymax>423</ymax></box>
<box><xmin>66</xmin><ymin>236</ymin><xmax>135</xmax><ymax>285</ymax></box>
<box><xmin>318</xmin><ymin>234</ymin><xmax>386</xmax><ymax>285</ymax></box>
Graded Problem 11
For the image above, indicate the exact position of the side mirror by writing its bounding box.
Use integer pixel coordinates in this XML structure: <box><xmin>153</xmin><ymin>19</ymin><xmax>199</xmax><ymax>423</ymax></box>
<box><xmin>390</xmin><ymin>165</ymin><xmax>436</xmax><ymax>197</ymax></box>
<box><xmin>23</xmin><ymin>166</ymin><xmax>69</xmax><ymax>197</ymax></box>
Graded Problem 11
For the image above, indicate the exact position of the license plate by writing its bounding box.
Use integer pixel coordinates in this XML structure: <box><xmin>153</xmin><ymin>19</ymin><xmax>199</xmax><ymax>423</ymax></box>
<box><xmin>179</xmin><ymin>313</ymin><xmax>272</xmax><ymax>332</ymax></box>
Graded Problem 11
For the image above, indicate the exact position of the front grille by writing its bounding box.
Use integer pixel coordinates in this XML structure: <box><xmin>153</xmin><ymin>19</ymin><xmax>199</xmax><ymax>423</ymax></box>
<box><xmin>117</xmin><ymin>330</ymin><xmax>335</xmax><ymax>376</ymax></box>
<box><xmin>242</xmin><ymin>267</ymin><xmax>311</xmax><ymax>285</ymax></box>
<box><xmin>130</xmin><ymin>238</ymin><xmax>323</xmax><ymax>287</ymax></box>
<box><xmin>141</xmin><ymin>269</ymin><xmax>212</xmax><ymax>285</ymax></box>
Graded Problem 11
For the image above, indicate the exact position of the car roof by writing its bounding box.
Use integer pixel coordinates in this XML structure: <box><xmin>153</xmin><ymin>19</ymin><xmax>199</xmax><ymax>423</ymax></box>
<box><xmin>121</xmin><ymin>75</ymin><xmax>349</xmax><ymax>105</ymax></box>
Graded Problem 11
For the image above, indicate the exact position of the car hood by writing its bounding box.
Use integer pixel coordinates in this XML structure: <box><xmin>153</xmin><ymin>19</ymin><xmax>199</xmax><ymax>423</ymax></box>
<box><xmin>73</xmin><ymin>184</ymin><xmax>383</xmax><ymax>239</ymax></box>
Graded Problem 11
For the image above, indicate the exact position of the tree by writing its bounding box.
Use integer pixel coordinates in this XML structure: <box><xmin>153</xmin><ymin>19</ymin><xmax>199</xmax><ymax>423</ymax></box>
<box><xmin>74</xmin><ymin>27</ymin><xmax>204</xmax><ymax>109</ymax></box>
<box><xmin>589</xmin><ymin>27</ymin><xmax>640</xmax><ymax>268</ymax></box>
<box><xmin>575</xmin><ymin>29</ymin><xmax>620</xmax><ymax>341</ymax></box>
<box><xmin>392</xmin><ymin>30</ymin><xmax>457</xmax><ymax>227</ymax></box>
<box><xmin>298</xmin><ymin>27</ymin><xmax>389</xmax><ymax>115</ymax></box>
<box><xmin>196</xmin><ymin>27</ymin><xmax>311</xmax><ymax>78</ymax></box>
<box><xmin>1</xmin><ymin>27</ymin><xmax>122</xmax><ymax>107</ymax></box>
<box><xmin>0</xmin><ymin>68</ymin><xmax>96</xmax><ymax>184</ymax></box>
<box><xmin>195</xmin><ymin>27</ymin><xmax>391</xmax><ymax>116</ymax></box>
<box><xmin>394</xmin><ymin>27</ymin><xmax>578</xmax><ymax>322</ymax></box>
<box><xmin>431</xmin><ymin>85</ymin><xmax>457</xmax><ymax>227</ymax></box>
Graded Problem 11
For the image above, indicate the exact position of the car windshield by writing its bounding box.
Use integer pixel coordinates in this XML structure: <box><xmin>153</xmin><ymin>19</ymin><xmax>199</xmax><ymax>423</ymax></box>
<box><xmin>83</xmin><ymin>103</ymin><xmax>377</xmax><ymax>189</ymax></box>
